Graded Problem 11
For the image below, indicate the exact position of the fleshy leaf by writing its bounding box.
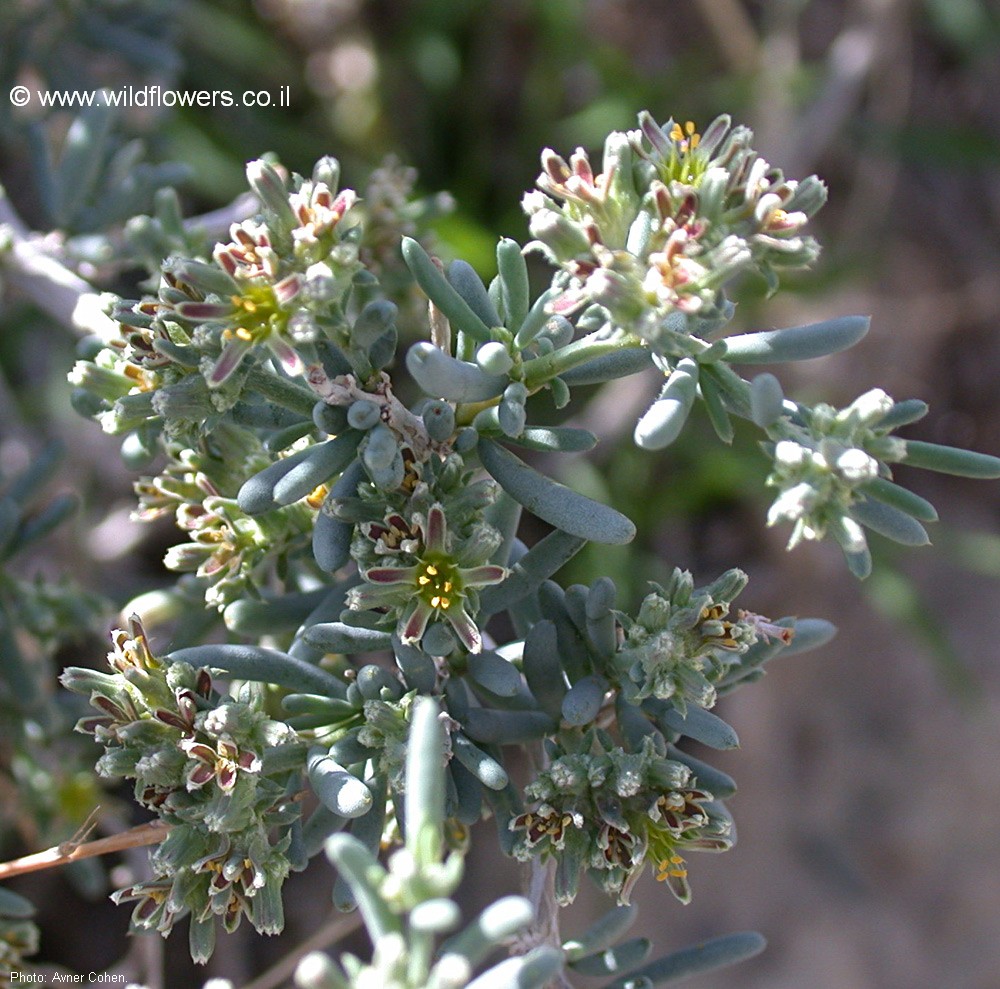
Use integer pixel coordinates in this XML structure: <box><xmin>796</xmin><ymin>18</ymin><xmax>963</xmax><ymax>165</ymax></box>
<box><xmin>452</xmin><ymin>733</ymin><xmax>509</xmax><ymax>790</ymax></box>
<box><xmin>634</xmin><ymin>359</ymin><xmax>699</xmax><ymax>450</ymax></box>
<box><xmin>901</xmin><ymin>439</ymin><xmax>1000</xmax><ymax>479</ymax></box>
<box><xmin>313</xmin><ymin>459</ymin><xmax>365</xmax><ymax>573</ymax></box>
<box><xmin>564</xmin><ymin>904</ymin><xmax>640</xmax><ymax>962</ymax></box>
<box><xmin>478</xmin><ymin>439</ymin><xmax>635</xmax><ymax>545</ymax></box>
<box><xmin>307</xmin><ymin>752</ymin><xmax>373</xmax><ymax>818</ymax></box>
<box><xmin>850</xmin><ymin>497</ymin><xmax>931</xmax><ymax>546</ymax></box>
<box><xmin>465</xmin><ymin>947</ymin><xmax>564</xmax><ymax>989</ymax></box>
<box><xmin>402</xmin><ymin>237</ymin><xmax>492</xmax><ymax>342</ymax></box>
<box><xmin>438</xmin><ymin>896</ymin><xmax>535</xmax><ymax>971</ymax></box>
<box><xmin>657</xmin><ymin>704</ymin><xmax>740</xmax><ymax>750</ymax></box>
<box><xmin>722</xmin><ymin>316</ymin><xmax>870</xmax><ymax>364</ymax></box>
<box><xmin>559</xmin><ymin>347</ymin><xmax>654</xmax><ymax>385</ymax></box>
<box><xmin>304</xmin><ymin>623</ymin><xmax>393</xmax><ymax>653</ymax></box>
<box><xmin>561</xmin><ymin>675</ymin><xmax>608</xmax><ymax>726</ymax></box>
<box><xmin>464</xmin><ymin>708</ymin><xmax>555</xmax><ymax>744</ymax></box>
<box><xmin>496</xmin><ymin>238</ymin><xmax>530</xmax><ymax>333</ymax></box>
<box><xmin>166</xmin><ymin>644</ymin><xmax>345</xmax><ymax>696</ymax></box>
<box><xmin>407</xmin><ymin>342</ymin><xmax>508</xmax><ymax>403</ymax></box>
<box><xmin>860</xmin><ymin>477</ymin><xmax>938</xmax><ymax>523</ymax></box>
<box><xmin>570</xmin><ymin>936</ymin><xmax>651</xmax><ymax>976</ymax></box>
<box><xmin>600</xmin><ymin>930</ymin><xmax>766</xmax><ymax>988</ymax></box>
<box><xmin>448</xmin><ymin>259</ymin><xmax>502</xmax><ymax>328</ymax></box>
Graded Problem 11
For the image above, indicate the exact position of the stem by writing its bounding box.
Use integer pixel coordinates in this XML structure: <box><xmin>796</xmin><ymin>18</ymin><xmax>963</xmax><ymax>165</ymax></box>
<box><xmin>0</xmin><ymin>183</ymin><xmax>255</xmax><ymax>342</ymax></box>
<box><xmin>455</xmin><ymin>395</ymin><xmax>501</xmax><ymax>427</ymax></box>
<box><xmin>183</xmin><ymin>191</ymin><xmax>258</xmax><ymax>242</ymax></box>
<box><xmin>240</xmin><ymin>911</ymin><xmax>363</xmax><ymax>989</ymax></box>
<box><xmin>522</xmin><ymin>333</ymin><xmax>642</xmax><ymax>390</ymax></box>
<box><xmin>0</xmin><ymin>184</ymin><xmax>117</xmax><ymax>339</ymax></box>
<box><xmin>526</xmin><ymin>859</ymin><xmax>573</xmax><ymax>989</ymax></box>
<box><xmin>521</xmin><ymin>737</ymin><xmax>573</xmax><ymax>989</ymax></box>
<box><xmin>0</xmin><ymin>819</ymin><xmax>170</xmax><ymax>880</ymax></box>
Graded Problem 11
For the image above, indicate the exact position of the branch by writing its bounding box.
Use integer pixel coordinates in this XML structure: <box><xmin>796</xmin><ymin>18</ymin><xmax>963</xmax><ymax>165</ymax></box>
<box><xmin>523</xmin><ymin>860</ymin><xmax>573</xmax><ymax>989</ymax></box>
<box><xmin>0</xmin><ymin>818</ymin><xmax>170</xmax><ymax>881</ymax></box>
<box><xmin>0</xmin><ymin>184</ymin><xmax>118</xmax><ymax>340</ymax></box>
<box><xmin>183</xmin><ymin>190</ymin><xmax>258</xmax><ymax>241</ymax></box>
<box><xmin>0</xmin><ymin>184</ymin><xmax>256</xmax><ymax>341</ymax></box>
<box><xmin>240</xmin><ymin>911</ymin><xmax>363</xmax><ymax>989</ymax></box>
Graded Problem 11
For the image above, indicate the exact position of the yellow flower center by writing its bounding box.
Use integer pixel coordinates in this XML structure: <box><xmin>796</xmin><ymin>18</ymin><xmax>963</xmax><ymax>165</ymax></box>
<box><xmin>659</xmin><ymin>120</ymin><xmax>708</xmax><ymax>185</ymax></box>
<box><xmin>223</xmin><ymin>283</ymin><xmax>282</xmax><ymax>345</ymax></box>
<box><xmin>416</xmin><ymin>560</ymin><xmax>461</xmax><ymax>611</ymax></box>
<box><xmin>122</xmin><ymin>363</ymin><xmax>159</xmax><ymax>392</ymax></box>
<box><xmin>669</xmin><ymin>120</ymin><xmax>701</xmax><ymax>152</ymax></box>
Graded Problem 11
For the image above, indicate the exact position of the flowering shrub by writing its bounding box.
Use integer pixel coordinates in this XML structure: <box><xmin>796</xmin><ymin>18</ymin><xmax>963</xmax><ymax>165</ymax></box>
<box><xmin>2</xmin><ymin>107</ymin><xmax>998</xmax><ymax>987</ymax></box>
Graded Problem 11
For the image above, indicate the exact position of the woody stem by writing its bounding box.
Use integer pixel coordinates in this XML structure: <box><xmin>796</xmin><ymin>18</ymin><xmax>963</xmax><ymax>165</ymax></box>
<box><xmin>0</xmin><ymin>820</ymin><xmax>171</xmax><ymax>881</ymax></box>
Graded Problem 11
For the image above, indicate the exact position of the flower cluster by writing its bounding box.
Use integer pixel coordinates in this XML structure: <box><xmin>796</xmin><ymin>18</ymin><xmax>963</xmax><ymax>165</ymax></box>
<box><xmin>613</xmin><ymin>567</ymin><xmax>790</xmax><ymax>714</ymax></box>
<box><xmin>60</xmin><ymin>617</ymin><xmax>303</xmax><ymax>960</ymax></box>
<box><xmin>348</xmin><ymin>503</ymin><xmax>505</xmax><ymax>654</ymax></box>
<box><xmin>177</xmin><ymin>165</ymin><xmax>361</xmax><ymax>387</ymax></box>
<box><xmin>765</xmin><ymin>388</ymin><xmax>909</xmax><ymax>559</ymax></box>
<box><xmin>135</xmin><ymin>436</ymin><xmax>317</xmax><ymax>609</ymax></box>
<box><xmin>297</xmin><ymin>698</ymin><xmax>566</xmax><ymax>989</ymax></box>
<box><xmin>331</xmin><ymin>425</ymin><xmax>506</xmax><ymax>654</ymax></box>
<box><xmin>112</xmin><ymin>817</ymin><xmax>293</xmax><ymax>963</ymax></box>
<box><xmin>511</xmin><ymin>734</ymin><xmax>732</xmax><ymax>905</ymax></box>
<box><xmin>356</xmin><ymin>156</ymin><xmax>455</xmax><ymax>315</ymax></box>
<box><xmin>523</xmin><ymin>112</ymin><xmax>825</xmax><ymax>352</ymax></box>
<box><xmin>67</xmin><ymin>153</ymin><xmax>442</xmax><ymax>614</ymax></box>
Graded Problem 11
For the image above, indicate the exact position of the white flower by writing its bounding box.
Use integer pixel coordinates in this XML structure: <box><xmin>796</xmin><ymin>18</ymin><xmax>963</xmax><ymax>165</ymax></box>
<box><xmin>842</xmin><ymin>387</ymin><xmax>893</xmax><ymax>427</ymax></box>
<box><xmin>767</xmin><ymin>481</ymin><xmax>816</xmax><ymax>526</ymax></box>
<box><xmin>774</xmin><ymin>440</ymin><xmax>808</xmax><ymax>469</ymax></box>
<box><xmin>835</xmin><ymin>447</ymin><xmax>879</xmax><ymax>483</ymax></box>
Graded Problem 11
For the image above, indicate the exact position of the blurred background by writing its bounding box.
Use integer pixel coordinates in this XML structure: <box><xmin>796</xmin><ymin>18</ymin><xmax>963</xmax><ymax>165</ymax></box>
<box><xmin>2</xmin><ymin>0</ymin><xmax>1000</xmax><ymax>986</ymax></box>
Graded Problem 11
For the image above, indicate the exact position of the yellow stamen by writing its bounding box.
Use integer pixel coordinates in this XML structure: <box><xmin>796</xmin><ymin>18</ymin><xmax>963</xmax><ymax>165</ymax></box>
<box><xmin>670</xmin><ymin>120</ymin><xmax>701</xmax><ymax>153</ymax></box>
<box><xmin>655</xmin><ymin>853</ymin><xmax>688</xmax><ymax>881</ymax></box>
<box><xmin>305</xmin><ymin>484</ymin><xmax>329</xmax><ymax>509</ymax></box>
<box><xmin>123</xmin><ymin>364</ymin><xmax>157</xmax><ymax>392</ymax></box>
